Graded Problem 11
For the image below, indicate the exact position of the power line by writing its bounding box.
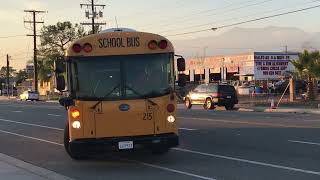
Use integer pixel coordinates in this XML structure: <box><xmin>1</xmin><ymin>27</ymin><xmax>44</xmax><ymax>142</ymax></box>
<box><xmin>165</xmin><ymin>3</ymin><xmax>320</xmax><ymax>37</ymax></box>
<box><xmin>0</xmin><ymin>35</ymin><xmax>25</xmax><ymax>39</ymax></box>
<box><xmin>140</xmin><ymin>0</ymin><xmax>268</xmax><ymax>30</ymax></box>
<box><xmin>158</xmin><ymin>0</ymin><xmax>320</xmax><ymax>34</ymax></box>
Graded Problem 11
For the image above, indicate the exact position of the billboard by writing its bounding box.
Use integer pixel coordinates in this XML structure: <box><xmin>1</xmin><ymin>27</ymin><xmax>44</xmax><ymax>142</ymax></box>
<box><xmin>254</xmin><ymin>52</ymin><xmax>298</xmax><ymax>80</ymax></box>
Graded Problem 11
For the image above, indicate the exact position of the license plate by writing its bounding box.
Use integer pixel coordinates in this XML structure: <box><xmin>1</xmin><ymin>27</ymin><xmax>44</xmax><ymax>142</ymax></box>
<box><xmin>227</xmin><ymin>96</ymin><xmax>232</xmax><ymax>99</ymax></box>
<box><xmin>118</xmin><ymin>141</ymin><xmax>133</xmax><ymax>150</ymax></box>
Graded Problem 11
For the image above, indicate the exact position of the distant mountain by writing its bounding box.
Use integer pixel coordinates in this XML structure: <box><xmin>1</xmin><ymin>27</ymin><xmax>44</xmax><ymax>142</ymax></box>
<box><xmin>172</xmin><ymin>26</ymin><xmax>320</xmax><ymax>57</ymax></box>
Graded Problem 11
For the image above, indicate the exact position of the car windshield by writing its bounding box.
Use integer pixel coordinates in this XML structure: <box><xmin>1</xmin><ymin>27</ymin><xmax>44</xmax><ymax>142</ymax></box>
<box><xmin>69</xmin><ymin>53</ymin><xmax>174</xmax><ymax>100</ymax></box>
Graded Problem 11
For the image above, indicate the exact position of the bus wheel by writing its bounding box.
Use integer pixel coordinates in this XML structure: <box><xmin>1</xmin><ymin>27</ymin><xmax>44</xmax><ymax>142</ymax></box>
<box><xmin>185</xmin><ymin>98</ymin><xmax>192</xmax><ymax>109</ymax></box>
<box><xmin>64</xmin><ymin>124</ymin><xmax>84</xmax><ymax>160</ymax></box>
<box><xmin>151</xmin><ymin>147</ymin><xmax>170</xmax><ymax>155</ymax></box>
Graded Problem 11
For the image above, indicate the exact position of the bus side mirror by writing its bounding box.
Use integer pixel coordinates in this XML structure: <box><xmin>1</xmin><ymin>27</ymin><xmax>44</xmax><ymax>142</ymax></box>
<box><xmin>54</xmin><ymin>56</ymin><xmax>65</xmax><ymax>73</ymax></box>
<box><xmin>59</xmin><ymin>97</ymin><xmax>74</xmax><ymax>108</ymax></box>
<box><xmin>177</xmin><ymin>58</ymin><xmax>185</xmax><ymax>71</ymax></box>
<box><xmin>178</xmin><ymin>73</ymin><xmax>186</xmax><ymax>87</ymax></box>
<box><xmin>56</xmin><ymin>75</ymin><xmax>66</xmax><ymax>91</ymax></box>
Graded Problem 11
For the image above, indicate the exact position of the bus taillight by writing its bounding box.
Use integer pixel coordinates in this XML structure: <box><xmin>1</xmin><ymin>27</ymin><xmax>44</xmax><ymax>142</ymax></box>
<box><xmin>72</xmin><ymin>44</ymin><xmax>82</xmax><ymax>53</ymax></box>
<box><xmin>167</xmin><ymin>104</ymin><xmax>175</xmax><ymax>113</ymax></box>
<box><xmin>148</xmin><ymin>40</ymin><xmax>158</xmax><ymax>50</ymax></box>
<box><xmin>158</xmin><ymin>40</ymin><xmax>168</xmax><ymax>49</ymax></box>
<box><xmin>83</xmin><ymin>43</ymin><xmax>93</xmax><ymax>53</ymax></box>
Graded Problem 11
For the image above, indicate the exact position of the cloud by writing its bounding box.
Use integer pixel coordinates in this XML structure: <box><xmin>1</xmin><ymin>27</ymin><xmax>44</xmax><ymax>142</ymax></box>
<box><xmin>23</xmin><ymin>0</ymin><xmax>48</xmax><ymax>10</ymax></box>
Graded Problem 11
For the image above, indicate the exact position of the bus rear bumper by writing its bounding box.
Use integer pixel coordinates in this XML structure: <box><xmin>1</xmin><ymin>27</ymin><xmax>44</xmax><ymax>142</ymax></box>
<box><xmin>69</xmin><ymin>133</ymin><xmax>179</xmax><ymax>153</ymax></box>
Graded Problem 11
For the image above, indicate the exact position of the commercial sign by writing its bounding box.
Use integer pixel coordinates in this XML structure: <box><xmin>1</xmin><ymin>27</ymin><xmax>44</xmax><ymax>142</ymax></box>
<box><xmin>254</xmin><ymin>53</ymin><xmax>298</xmax><ymax>80</ymax></box>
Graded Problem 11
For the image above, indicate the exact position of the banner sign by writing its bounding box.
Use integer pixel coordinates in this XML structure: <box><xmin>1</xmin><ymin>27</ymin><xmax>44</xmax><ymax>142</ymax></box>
<box><xmin>254</xmin><ymin>53</ymin><xmax>298</xmax><ymax>80</ymax></box>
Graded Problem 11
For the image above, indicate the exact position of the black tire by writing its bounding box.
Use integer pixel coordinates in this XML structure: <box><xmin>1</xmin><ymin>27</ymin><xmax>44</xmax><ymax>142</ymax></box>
<box><xmin>185</xmin><ymin>98</ymin><xmax>192</xmax><ymax>109</ymax></box>
<box><xmin>225</xmin><ymin>103</ymin><xmax>235</xmax><ymax>110</ymax></box>
<box><xmin>151</xmin><ymin>147</ymin><xmax>170</xmax><ymax>155</ymax></box>
<box><xmin>204</xmin><ymin>98</ymin><xmax>214</xmax><ymax>110</ymax></box>
<box><xmin>64</xmin><ymin>124</ymin><xmax>84</xmax><ymax>160</ymax></box>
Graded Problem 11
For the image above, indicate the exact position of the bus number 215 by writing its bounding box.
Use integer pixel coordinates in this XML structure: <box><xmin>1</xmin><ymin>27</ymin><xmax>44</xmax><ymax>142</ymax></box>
<box><xmin>143</xmin><ymin>112</ymin><xmax>153</xmax><ymax>120</ymax></box>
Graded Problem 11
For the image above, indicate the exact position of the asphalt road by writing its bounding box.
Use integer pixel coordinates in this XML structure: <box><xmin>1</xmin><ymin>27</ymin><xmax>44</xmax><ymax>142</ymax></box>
<box><xmin>0</xmin><ymin>100</ymin><xmax>320</xmax><ymax>180</ymax></box>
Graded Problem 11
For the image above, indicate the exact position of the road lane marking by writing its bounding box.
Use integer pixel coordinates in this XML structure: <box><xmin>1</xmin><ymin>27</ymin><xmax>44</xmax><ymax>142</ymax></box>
<box><xmin>12</xmin><ymin>111</ymin><xmax>23</xmax><ymax>113</ymax></box>
<box><xmin>179</xmin><ymin>117</ymin><xmax>316</xmax><ymax>128</ymax></box>
<box><xmin>288</xmin><ymin>140</ymin><xmax>320</xmax><ymax>146</ymax></box>
<box><xmin>124</xmin><ymin>159</ymin><xmax>216</xmax><ymax>180</ymax></box>
<box><xmin>0</xmin><ymin>104</ymin><xmax>63</xmax><ymax>110</ymax></box>
<box><xmin>302</xmin><ymin>120</ymin><xmax>320</xmax><ymax>122</ymax></box>
<box><xmin>179</xmin><ymin>128</ymin><xmax>197</xmax><ymax>131</ymax></box>
<box><xmin>0</xmin><ymin>118</ymin><xmax>64</xmax><ymax>131</ymax></box>
<box><xmin>0</xmin><ymin>129</ymin><xmax>64</xmax><ymax>146</ymax></box>
<box><xmin>173</xmin><ymin>148</ymin><xmax>320</xmax><ymax>176</ymax></box>
<box><xmin>48</xmin><ymin>114</ymin><xmax>62</xmax><ymax>117</ymax></box>
<box><xmin>0</xmin><ymin>129</ymin><xmax>216</xmax><ymax>180</ymax></box>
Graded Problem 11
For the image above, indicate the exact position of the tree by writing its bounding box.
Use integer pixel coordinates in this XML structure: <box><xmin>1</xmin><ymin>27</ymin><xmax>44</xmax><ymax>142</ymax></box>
<box><xmin>38</xmin><ymin>21</ymin><xmax>87</xmax><ymax>82</ymax></box>
<box><xmin>291</xmin><ymin>50</ymin><xmax>320</xmax><ymax>101</ymax></box>
<box><xmin>15</xmin><ymin>69</ymin><xmax>28</xmax><ymax>85</ymax></box>
<box><xmin>40</xmin><ymin>21</ymin><xmax>86</xmax><ymax>53</ymax></box>
<box><xmin>0</xmin><ymin>66</ymin><xmax>16</xmax><ymax>79</ymax></box>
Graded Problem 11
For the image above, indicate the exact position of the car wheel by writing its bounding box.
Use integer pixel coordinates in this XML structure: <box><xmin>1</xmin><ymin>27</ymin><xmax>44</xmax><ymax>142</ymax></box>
<box><xmin>64</xmin><ymin>124</ymin><xmax>85</xmax><ymax>160</ymax></box>
<box><xmin>225</xmin><ymin>103</ymin><xmax>235</xmax><ymax>110</ymax></box>
<box><xmin>204</xmin><ymin>98</ymin><xmax>214</xmax><ymax>110</ymax></box>
<box><xmin>185</xmin><ymin>98</ymin><xmax>192</xmax><ymax>109</ymax></box>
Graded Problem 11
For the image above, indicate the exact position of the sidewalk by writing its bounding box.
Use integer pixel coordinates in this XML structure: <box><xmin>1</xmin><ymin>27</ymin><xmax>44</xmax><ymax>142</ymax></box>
<box><xmin>0</xmin><ymin>96</ymin><xmax>17</xmax><ymax>101</ymax></box>
<box><xmin>0</xmin><ymin>153</ymin><xmax>73</xmax><ymax>180</ymax></box>
<box><xmin>238</xmin><ymin>106</ymin><xmax>320</xmax><ymax>115</ymax></box>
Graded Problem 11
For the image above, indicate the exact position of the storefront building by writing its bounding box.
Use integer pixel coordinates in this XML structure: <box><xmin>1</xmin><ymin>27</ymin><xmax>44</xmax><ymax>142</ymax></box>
<box><xmin>183</xmin><ymin>52</ymin><xmax>299</xmax><ymax>83</ymax></box>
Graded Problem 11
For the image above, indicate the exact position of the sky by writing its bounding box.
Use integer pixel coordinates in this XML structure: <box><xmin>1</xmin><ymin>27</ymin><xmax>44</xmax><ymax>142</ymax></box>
<box><xmin>1</xmin><ymin>0</ymin><xmax>320</xmax><ymax>69</ymax></box>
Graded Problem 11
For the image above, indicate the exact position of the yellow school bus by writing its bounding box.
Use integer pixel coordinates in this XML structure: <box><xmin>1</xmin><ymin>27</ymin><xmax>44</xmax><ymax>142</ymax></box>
<box><xmin>55</xmin><ymin>28</ymin><xmax>186</xmax><ymax>159</ymax></box>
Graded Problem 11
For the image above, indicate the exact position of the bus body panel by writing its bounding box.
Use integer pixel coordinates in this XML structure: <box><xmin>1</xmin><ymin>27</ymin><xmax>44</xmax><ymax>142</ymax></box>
<box><xmin>94</xmin><ymin>100</ymin><xmax>155</xmax><ymax>138</ymax></box>
<box><xmin>68</xmin><ymin>94</ymin><xmax>177</xmax><ymax>142</ymax></box>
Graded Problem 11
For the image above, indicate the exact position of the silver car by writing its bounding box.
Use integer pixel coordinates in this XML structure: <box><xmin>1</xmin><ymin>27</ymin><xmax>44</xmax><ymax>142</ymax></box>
<box><xmin>19</xmin><ymin>91</ymin><xmax>40</xmax><ymax>101</ymax></box>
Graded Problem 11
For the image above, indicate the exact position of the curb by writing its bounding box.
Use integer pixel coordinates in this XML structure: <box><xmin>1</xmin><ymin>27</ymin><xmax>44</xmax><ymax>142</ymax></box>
<box><xmin>0</xmin><ymin>153</ymin><xmax>74</xmax><ymax>180</ymax></box>
<box><xmin>45</xmin><ymin>100</ymin><xmax>59</xmax><ymax>103</ymax></box>
<box><xmin>237</xmin><ymin>107</ymin><xmax>320</xmax><ymax>114</ymax></box>
<box><xmin>264</xmin><ymin>108</ymin><xmax>320</xmax><ymax>114</ymax></box>
<box><xmin>237</xmin><ymin>108</ymin><xmax>255</xmax><ymax>112</ymax></box>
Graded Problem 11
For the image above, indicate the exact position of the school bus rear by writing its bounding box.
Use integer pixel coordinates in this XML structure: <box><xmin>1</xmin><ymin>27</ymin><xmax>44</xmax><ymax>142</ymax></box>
<box><xmin>62</xmin><ymin>30</ymin><xmax>179</xmax><ymax>158</ymax></box>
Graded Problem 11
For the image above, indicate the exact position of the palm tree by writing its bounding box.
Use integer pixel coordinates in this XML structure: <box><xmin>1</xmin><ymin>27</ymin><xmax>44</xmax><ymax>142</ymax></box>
<box><xmin>291</xmin><ymin>50</ymin><xmax>320</xmax><ymax>101</ymax></box>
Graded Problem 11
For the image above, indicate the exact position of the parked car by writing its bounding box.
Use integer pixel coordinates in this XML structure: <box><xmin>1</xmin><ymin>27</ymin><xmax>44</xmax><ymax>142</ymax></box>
<box><xmin>274</xmin><ymin>80</ymin><xmax>307</xmax><ymax>94</ymax></box>
<box><xmin>184</xmin><ymin>83</ymin><xmax>238</xmax><ymax>110</ymax></box>
<box><xmin>19</xmin><ymin>91</ymin><xmax>39</xmax><ymax>101</ymax></box>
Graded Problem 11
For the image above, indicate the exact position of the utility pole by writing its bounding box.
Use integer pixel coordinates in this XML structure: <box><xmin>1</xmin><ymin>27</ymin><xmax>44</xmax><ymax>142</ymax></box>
<box><xmin>24</xmin><ymin>10</ymin><xmax>46</xmax><ymax>92</ymax></box>
<box><xmin>80</xmin><ymin>0</ymin><xmax>106</xmax><ymax>34</ymax></box>
<box><xmin>285</xmin><ymin>45</ymin><xmax>288</xmax><ymax>53</ymax></box>
<box><xmin>6</xmin><ymin>54</ymin><xmax>10</xmax><ymax>97</ymax></box>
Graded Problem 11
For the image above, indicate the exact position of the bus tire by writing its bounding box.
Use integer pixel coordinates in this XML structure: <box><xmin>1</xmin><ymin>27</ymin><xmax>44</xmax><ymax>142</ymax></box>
<box><xmin>185</xmin><ymin>98</ymin><xmax>192</xmax><ymax>109</ymax></box>
<box><xmin>64</xmin><ymin>124</ymin><xmax>84</xmax><ymax>160</ymax></box>
<box><xmin>151</xmin><ymin>147</ymin><xmax>170</xmax><ymax>155</ymax></box>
